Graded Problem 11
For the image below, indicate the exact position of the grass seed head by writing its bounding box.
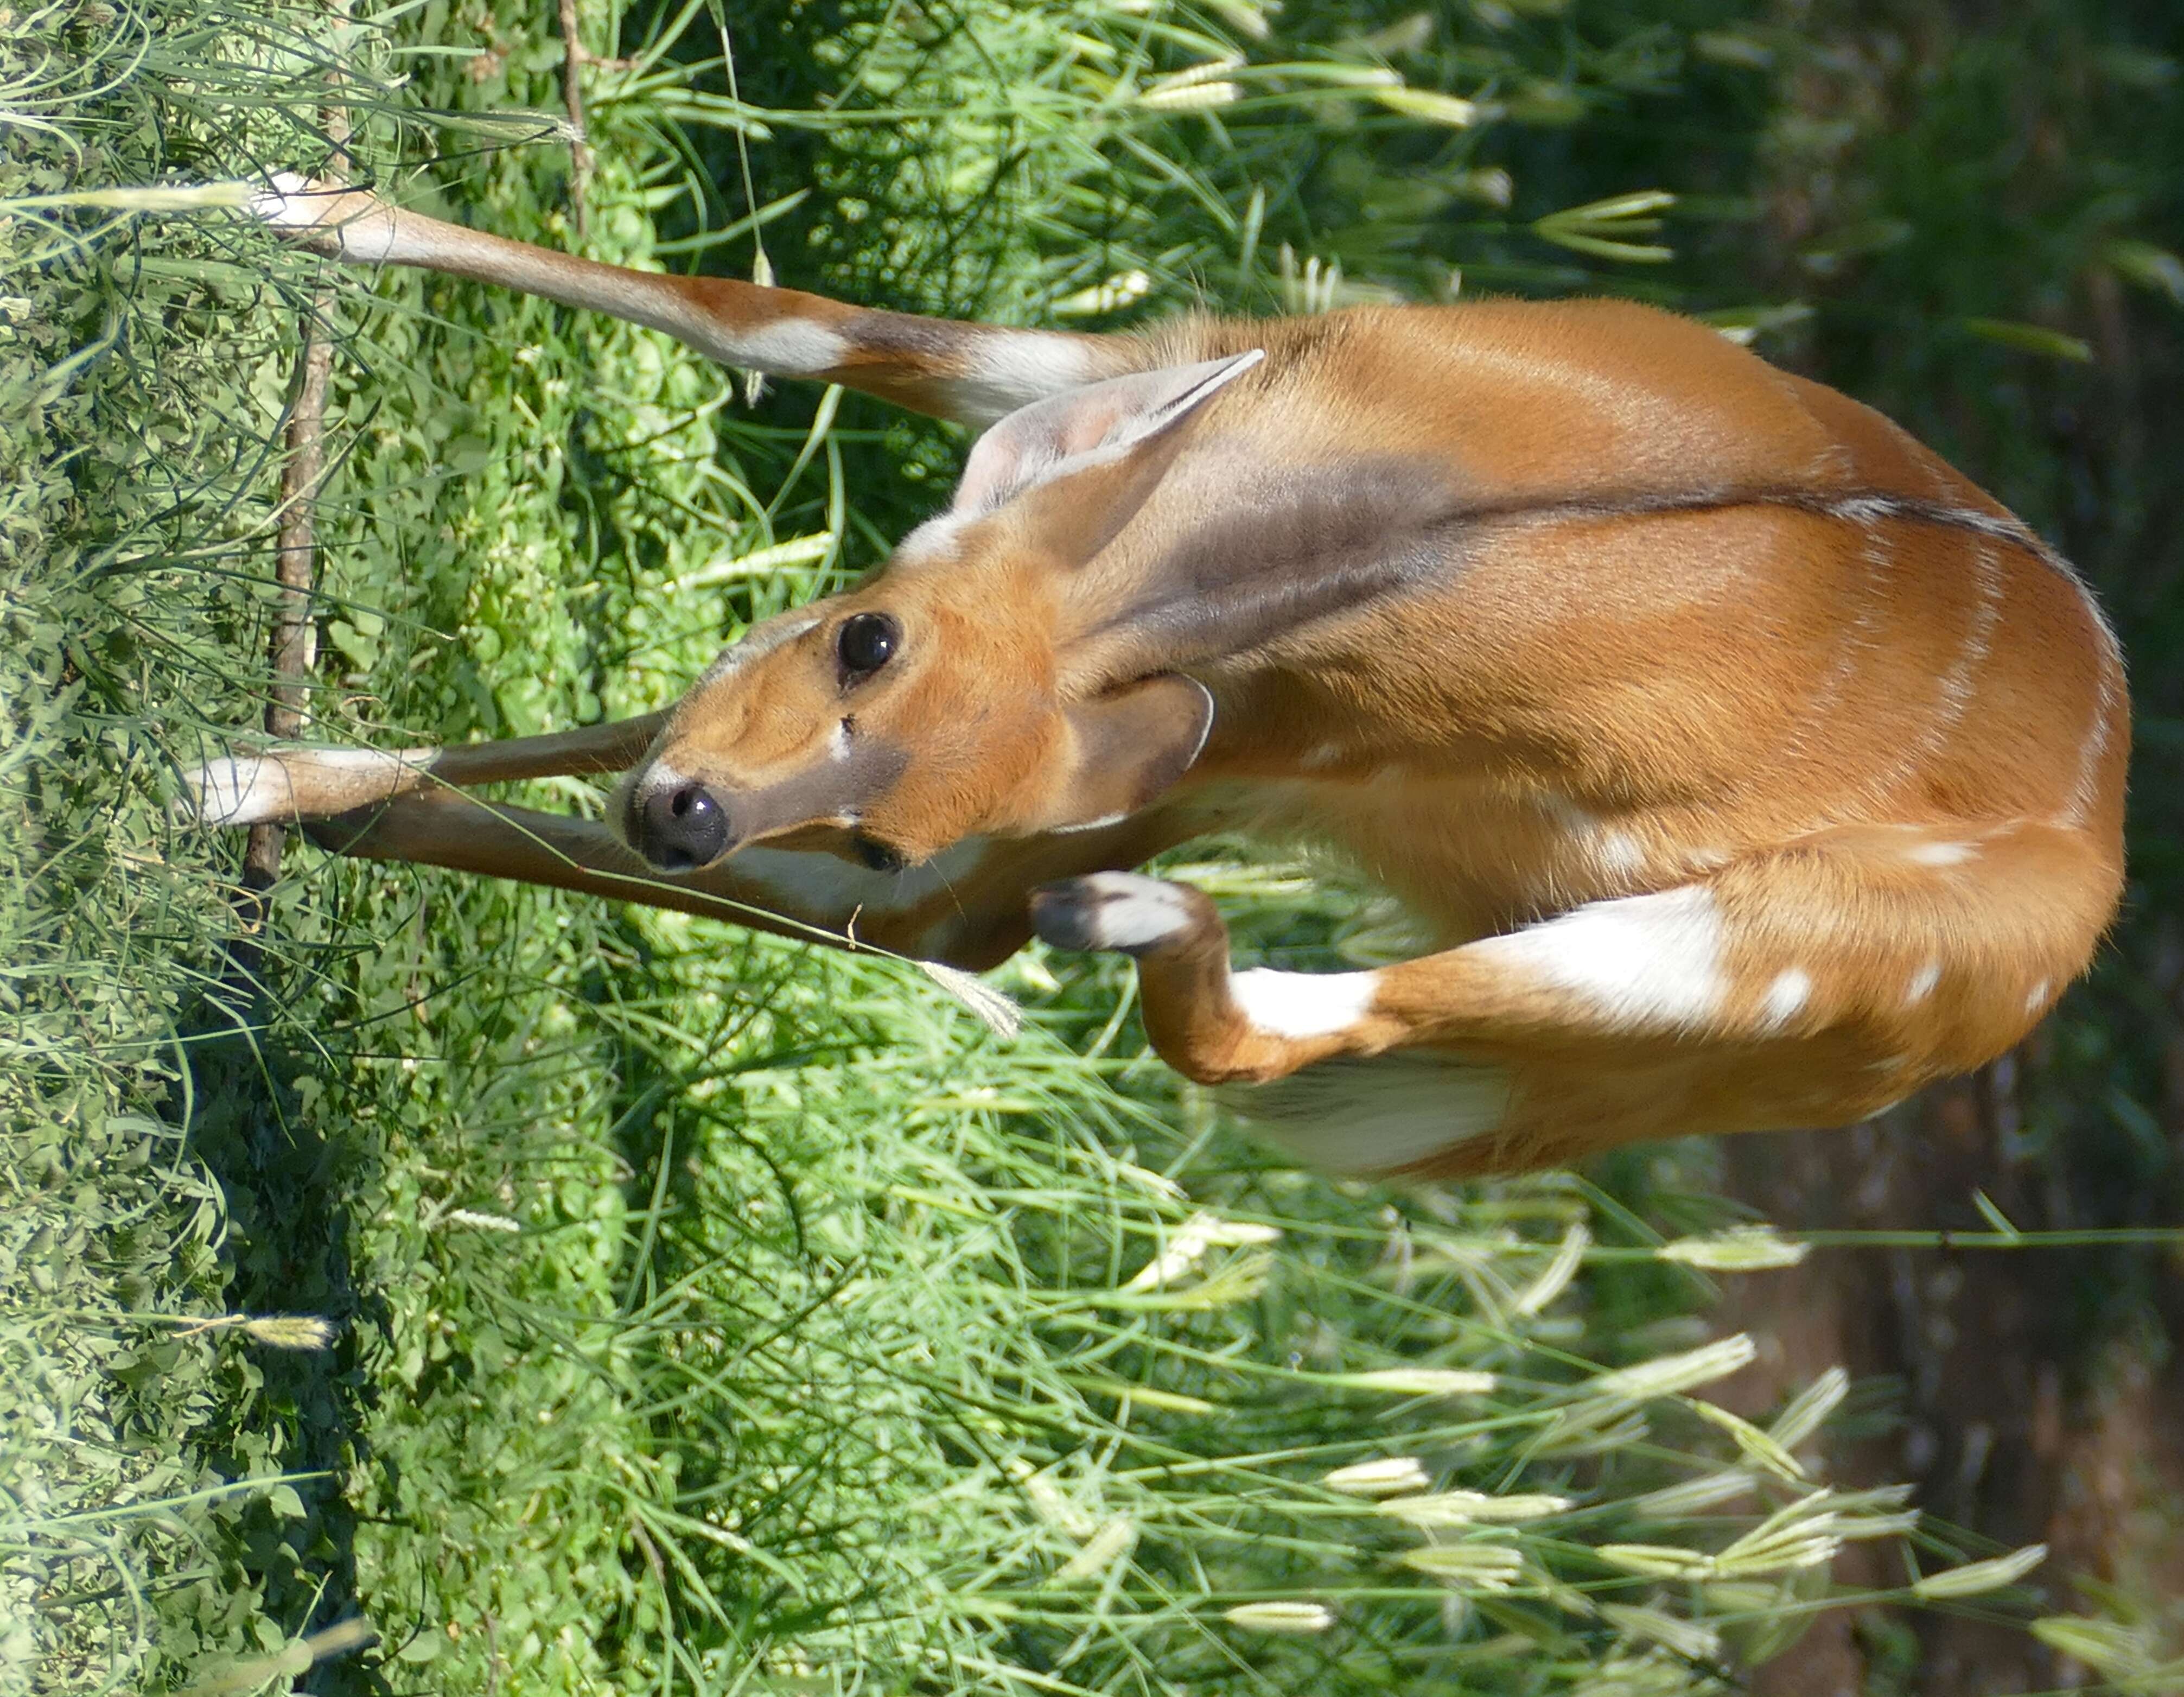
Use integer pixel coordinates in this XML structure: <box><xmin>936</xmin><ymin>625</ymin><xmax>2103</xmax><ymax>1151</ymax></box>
<box><xmin>1381</xmin><ymin>1490</ymin><xmax>1571</xmax><ymax>1527</ymax></box>
<box><xmin>1223</xmin><ymin>1601</ymin><xmax>1335</xmax><ymax>1634</ymax></box>
<box><xmin>1321</xmin><ymin>1456</ymin><xmax>1431</xmax><ymax>1496</ymax></box>
<box><xmin>241</xmin><ymin>1315</ymin><xmax>336</xmax><ymax>1350</ymax></box>
<box><xmin>1909</xmin><ymin>1543</ymin><xmax>2047</xmax><ymax>1599</ymax></box>
<box><xmin>1591</xmin><ymin>1334</ymin><xmax>1756</xmax><ymax>1402</ymax></box>
<box><xmin>1655</xmin><ymin>1226</ymin><xmax>1810</xmax><ymax>1271</ymax></box>
<box><xmin>1331</xmin><ymin>1368</ymin><xmax>1498</xmax><ymax>1396</ymax></box>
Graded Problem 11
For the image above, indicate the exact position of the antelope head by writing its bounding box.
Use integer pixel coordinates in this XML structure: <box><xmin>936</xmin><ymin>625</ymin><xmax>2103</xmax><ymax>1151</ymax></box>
<box><xmin>612</xmin><ymin>351</ymin><xmax>1262</xmax><ymax>873</ymax></box>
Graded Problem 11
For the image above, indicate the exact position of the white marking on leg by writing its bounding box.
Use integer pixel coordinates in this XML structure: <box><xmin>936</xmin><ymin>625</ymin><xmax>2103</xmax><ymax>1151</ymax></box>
<box><xmin>186</xmin><ymin>755</ymin><xmax>300</xmax><ymax>825</ymax></box>
<box><xmin>252</xmin><ymin>173</ymin><xmax>406</xmax><ymax>260</ymax></box>
<box><xmin>719</xmin><ymin>319</ymin><xmax>852</xmax><ymax>376</ymax></box>
<box><xmin>1474</xmin><ymin>885</ymin><xmax>1725</xmax><ymax>1033</ymax></box>
<box><xmin>1230</xmin><ymin>968</ymin><xmax>1381</xmax><ymax>1041</ymax></box>
<box><xmin>184</xmin><ymin>746</ymin><xmax>436</xmax><ymax>825</ymax></box>
<box><xmin>1905</xmin><ymin>960</ymin><xmax>1941</xmax><ymax>1005</ymax></box>
<box><xmin>1759</xmin><ymin>968</ymin><xmax>1811</xmax><ymax>1029</ymax></box>
<box><xmin>946</xmin><ymin>335</ymin><xmax>1100</xmax><ymax>425</ymax></box>
<box><xmin>1060</xmin><ymin>872</ymin><xmax>1196</xmax><ymax>949</ymax></box>
<box><xmin>1537</xmin><ymin>792</ymin><xmax>1646</xmax><ymax>881</ymax></box>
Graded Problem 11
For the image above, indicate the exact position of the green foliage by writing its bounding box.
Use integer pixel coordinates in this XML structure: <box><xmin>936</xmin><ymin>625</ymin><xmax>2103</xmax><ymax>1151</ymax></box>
<box><xmin>14</xmin><ymin>0</ymin><xmax>2180</xmax><ymax>1690</ymax></box>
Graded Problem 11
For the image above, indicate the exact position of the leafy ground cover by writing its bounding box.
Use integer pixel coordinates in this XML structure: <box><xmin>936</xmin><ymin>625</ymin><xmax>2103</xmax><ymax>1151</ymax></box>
<box><xmin>8</xmin><ymin>0</ymin><xmax>2175</xmax><ymax>1692</ymax></box>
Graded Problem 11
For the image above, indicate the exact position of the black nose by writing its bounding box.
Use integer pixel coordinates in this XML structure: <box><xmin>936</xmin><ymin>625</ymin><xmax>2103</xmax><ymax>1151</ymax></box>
<box><xmin>636</xmin><ymin>780</ymin><xmax>729</xmax><ymax>871</ymax></box>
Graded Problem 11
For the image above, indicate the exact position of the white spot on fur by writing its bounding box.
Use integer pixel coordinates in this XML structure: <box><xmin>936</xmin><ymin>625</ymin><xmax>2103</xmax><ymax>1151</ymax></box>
<box><xmin>1759</xmin><ymin>968</ymin><xmax>1811</xmax><ymax>1029</ymax></box>
<box><xmin>1906</xmin><ymin>961</ymin><xmax>1941</xmax><ymax>1005</ymax></box>
<box><xmin>1300</xmin><ymin>741</ymin><xmax>1343</xmax><ymax>770</ymax></box>
<box><xmin>1536</xmin><ymin>792</ymin><xmax>1593</xmax><ymax>833</ymax></box>
<box><xmin>1906</xmin><ymin>840</ymin><xmax>1976</xmax><ymax>867</ymax></box>
<box><xmin>1597</xmin><ymin>831</ymin><xmax>1646</xmax><ymax>878</ymax></box>
<box><xmin>1476</xmin><ymin>885</ymin><xmax>1726</xmax><ymax>1033</ymax></box>
<box><xmin>1537</xmin><ymin>793</ymin><xmax>1645</xmax><ymax>880</ymax></box>
<box><xmin>1226</xmin><ymin>1053</ymin><xmax>1509</xmax><ymax>1177</ymax></box>
<box><xmin>2026</xmin><ymin>979</ymin><xmax>2051</xmax><ymax>1013</ymax></box>
<box><xmin>1230</xmin><ymin>968</ymin><xmax>1380</xmax><ymax>1040</ymax></box>
<box><xmin>828</xmin><ymin>721</ymin><xmax>851</xmax><ymax>761</ymax></box>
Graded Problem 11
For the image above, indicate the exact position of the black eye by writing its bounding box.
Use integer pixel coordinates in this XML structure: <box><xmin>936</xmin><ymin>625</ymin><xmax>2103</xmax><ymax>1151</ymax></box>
<box><xmin>837</xmin><ymin>612</ymin><xmax>900</xmax><ymax>679</ymax></box>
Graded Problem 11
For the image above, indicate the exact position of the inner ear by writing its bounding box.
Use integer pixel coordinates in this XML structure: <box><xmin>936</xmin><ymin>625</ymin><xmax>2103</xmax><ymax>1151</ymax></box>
<box><xmin>1023</xmin><ymin>674</ymin><xmax>1215</xmax><ymax>833</ymax></box>
<box><xmin>952</xmin><ymin>351</ymin><xmax>1264</xmax><ymax>523</ymax></box>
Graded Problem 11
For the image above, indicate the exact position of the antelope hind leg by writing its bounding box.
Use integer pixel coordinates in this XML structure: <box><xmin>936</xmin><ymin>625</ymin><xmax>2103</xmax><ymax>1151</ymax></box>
<box><xmin>1032</xmin><ymin>823</ymin><xmax>2119</xmax><ymax>1177</ymax></box>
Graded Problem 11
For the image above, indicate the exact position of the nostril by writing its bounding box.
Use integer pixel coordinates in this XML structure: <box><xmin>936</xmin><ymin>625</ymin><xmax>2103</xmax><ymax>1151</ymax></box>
<box><xmin>638</xmin><ymin>779</ymin><xmax>730</xmax><ymax>870</ymax></box>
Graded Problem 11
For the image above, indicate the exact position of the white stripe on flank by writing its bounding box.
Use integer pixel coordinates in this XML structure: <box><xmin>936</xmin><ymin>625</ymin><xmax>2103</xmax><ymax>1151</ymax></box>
<box><xmin>1475</xmin><ymin>885</ymin><xmax>1726</xmax><ymax>1033</ymax></box>
<box><xmin>1906</xmin><ymin>840</ymin><xmax>1976</xmax><ymax>867</ymax></box>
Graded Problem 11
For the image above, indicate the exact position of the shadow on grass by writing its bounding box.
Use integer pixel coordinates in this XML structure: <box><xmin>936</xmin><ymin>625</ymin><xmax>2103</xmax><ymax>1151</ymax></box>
<box><xmin>182</xmin><ymin>972</ymin><xmax>390</xmax><ymax>1695</ymax></box>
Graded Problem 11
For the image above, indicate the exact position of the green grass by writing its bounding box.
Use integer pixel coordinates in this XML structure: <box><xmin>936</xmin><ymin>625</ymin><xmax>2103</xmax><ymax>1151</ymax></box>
<box><xmin>4</xmin><ymin>0</ymin><xmax>2148</xmax><ymax>1692</ymax></box>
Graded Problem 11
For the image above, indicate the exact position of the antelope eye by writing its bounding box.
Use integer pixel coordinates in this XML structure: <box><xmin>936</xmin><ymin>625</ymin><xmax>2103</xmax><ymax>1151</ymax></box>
<box><xmin>837</xmin><ymin>612</ymin><xmax>901</xmax><ymax>679</ymax></box>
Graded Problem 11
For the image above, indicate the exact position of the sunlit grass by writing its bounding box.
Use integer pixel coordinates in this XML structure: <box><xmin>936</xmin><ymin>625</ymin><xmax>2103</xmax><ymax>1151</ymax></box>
<box><xmin>1</xmin><ymin>0</ymin><xmax>2095</xmax><ymax>1692</ymax></box>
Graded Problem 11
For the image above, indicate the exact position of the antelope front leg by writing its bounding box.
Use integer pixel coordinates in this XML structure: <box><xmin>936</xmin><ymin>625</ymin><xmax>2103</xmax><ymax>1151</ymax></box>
<box><xmin>186</xmin><ymin>713</ymin><xmax>668</xmax><ymax>825</ymax></box>
<box><xmin>250</xmin><ymin>176</ymin><xmax>1129</xmax><ymax>426</ymax></box>
<box><xmin>189</xmin><ymin>732</ymin><xmax>1200</xmax><ymax>968</ymax></box>
<box><xmin>1028</xmin><ymin>873</ymin><xmax>1379</xmax><ymax>1084</ymax></box>
<box><xmin>1032</xmin><ymin>821</ymin><xmax>2120</xmax><ymax>1177</ymax></box>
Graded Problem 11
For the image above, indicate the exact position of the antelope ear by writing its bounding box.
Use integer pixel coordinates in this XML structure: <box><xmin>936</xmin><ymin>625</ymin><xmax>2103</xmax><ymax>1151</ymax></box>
<box><xmin>1023</xmin><ymin>675</ymin><xmax>1215</xmax><ymax>833</ymax></box>
<box><xmin>952</xmin><ymin>352</ymin><xmax>1264</xmax><ymax>562</ymax></box>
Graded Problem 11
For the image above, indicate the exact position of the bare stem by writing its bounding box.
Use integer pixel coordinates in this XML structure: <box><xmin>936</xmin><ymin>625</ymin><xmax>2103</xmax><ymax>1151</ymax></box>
<box><xmin>237</xmin><ymin>82</ymin><xmax>350</xmax><ymax>948</ymax></box>
<box><xmin>559</xmin><ymin>0</ymin><xmax>593</xmax><ymax>236</ymax></box>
